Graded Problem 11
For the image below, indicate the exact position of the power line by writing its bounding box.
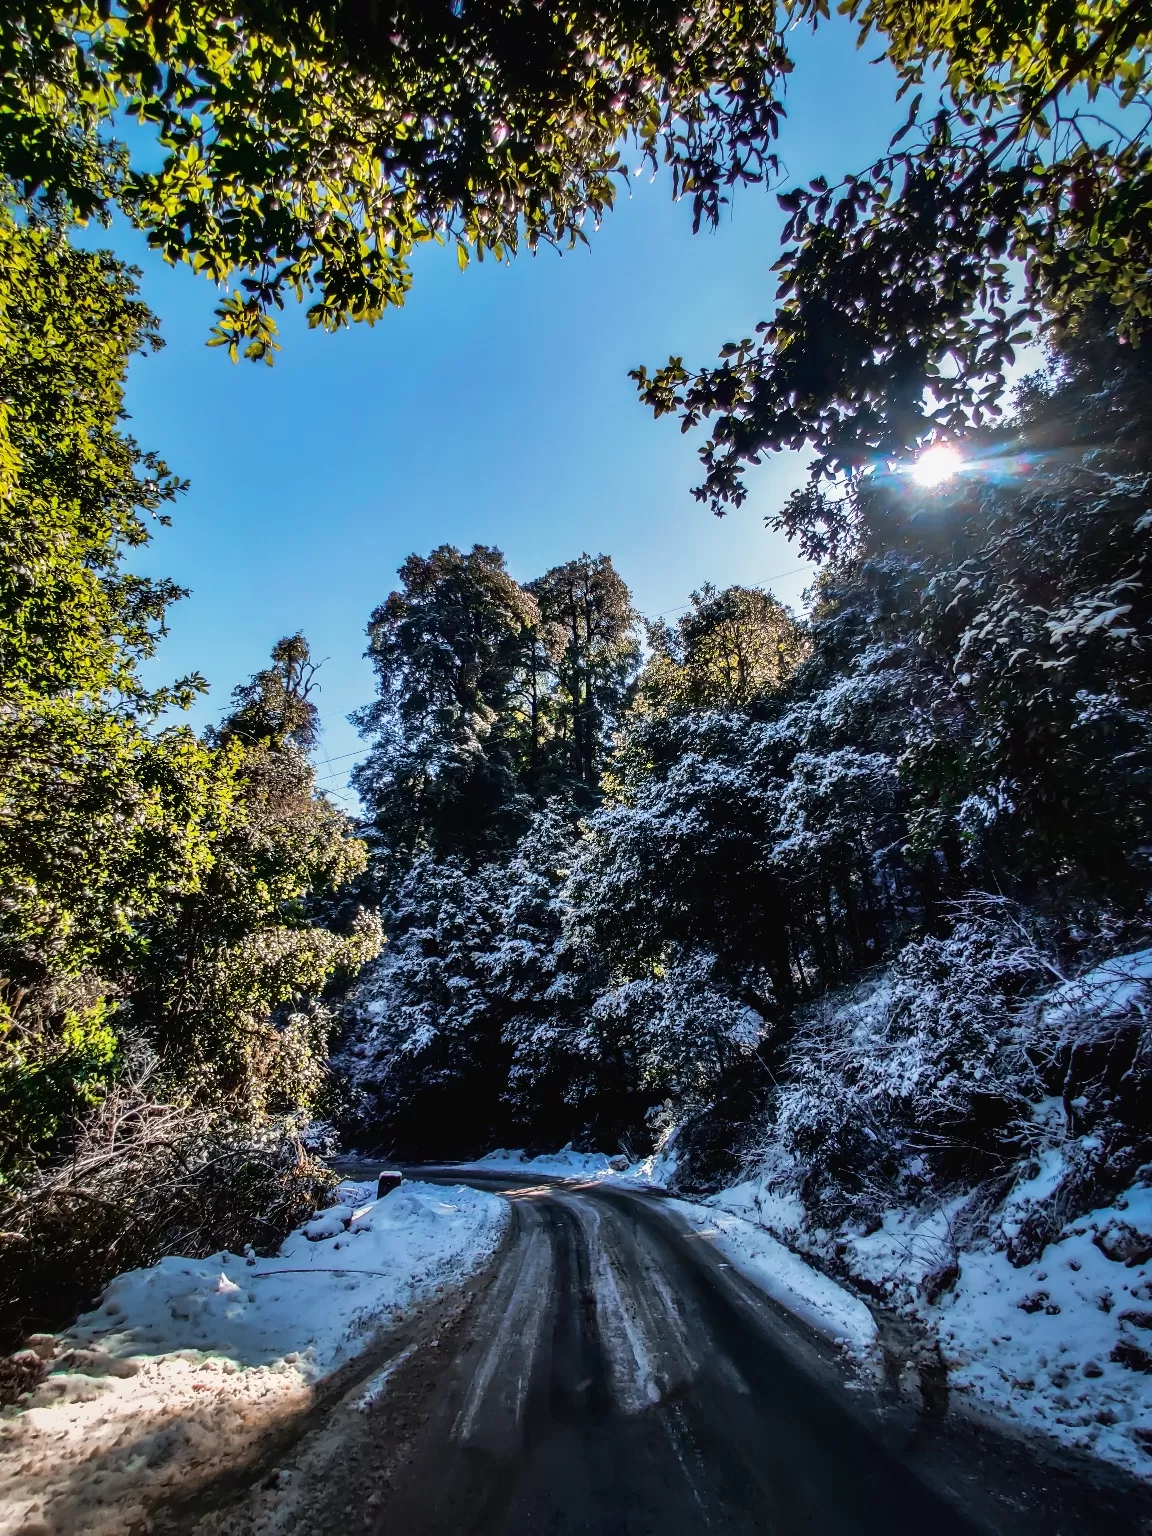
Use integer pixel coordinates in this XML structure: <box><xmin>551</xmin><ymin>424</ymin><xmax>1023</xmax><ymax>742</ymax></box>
<box><xmin>311</xmin><ymin>746</ymin><xmax>363</xmax><ymax>767</ymax></box>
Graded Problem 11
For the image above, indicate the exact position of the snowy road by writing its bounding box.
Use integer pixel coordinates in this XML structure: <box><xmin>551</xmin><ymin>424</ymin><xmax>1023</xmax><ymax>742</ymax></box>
<box><xmin>185</xmin><ymin>1176</ymin><xmax>1152</xmax><ymax>1536</ymax></box>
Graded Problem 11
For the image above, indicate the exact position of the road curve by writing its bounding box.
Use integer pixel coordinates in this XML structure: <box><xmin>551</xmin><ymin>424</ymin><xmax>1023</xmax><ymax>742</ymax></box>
<box><xmin>185</xmin><ymin>1175</ymin><xmax>1152</xmax><ymax>1536</ymax></box>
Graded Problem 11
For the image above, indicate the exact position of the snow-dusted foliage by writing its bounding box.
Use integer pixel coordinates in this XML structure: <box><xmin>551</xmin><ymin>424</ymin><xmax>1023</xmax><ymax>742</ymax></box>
<box><xmin>589</xmin><ymin>949</ymin><xmax>768</xmax><ymax>1108</ymax></box>
<box><xmin>338</xmin><ymin>850</ymin><xmax>508</xmax><ymax>1152</ymax></box>
<box><xmin>338</xmin><ymin>807</ymin><xmax>616</xmax><ymax>1151</ymax></box>
<box><xmin>338</xmin><ymin>801</ymin><xmax>770</xmax><ymax>1153</ymax></box>
<box><xmin>749</xmin><ymin>900</ymin><xmax>1152</xmax><ymax>1231</ymax></box>
<box><xmin>772</xmin><ymin>909</ymin><xmax>1055</xmax><ymax>1222</ymax></box>
<box><xmin>340</xmin><ymin>325</ymin><xmax>1152</xmax><ymax>1243</ymax></box>
<box><xmin>571</xmin><ymin>639</ymin><xmax>913</xmax><ymax>1010</ymax></box>
<box><xmin>723</xmin><ymin>935</ymin><xmax>1152</xmax><ymax>1479</ymax></box>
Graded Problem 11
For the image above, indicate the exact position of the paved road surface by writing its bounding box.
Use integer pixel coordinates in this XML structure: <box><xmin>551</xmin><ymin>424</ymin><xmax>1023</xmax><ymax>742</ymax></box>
<box><xmin>183</xmin><ymin>1174</ymin><xmax>1152</xmax><ymax>1536</ymax></box>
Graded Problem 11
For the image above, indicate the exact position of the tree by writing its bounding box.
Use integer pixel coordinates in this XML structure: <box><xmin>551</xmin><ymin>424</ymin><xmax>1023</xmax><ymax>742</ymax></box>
<box><xmin>637</xmin><ymin>584</ymin><xmax>808</xmax><ymax>715</ymax></box>
<box><xmin>0</xmin><ymin>217</ymin><xmax>379</xmax><ymax>1339</ymax></box>
<box><xmin>634</xmin><ymin>0</ymin><xmax>1152</xmax><ymax>508</ymax></box>
<box><xmin>338</xmin><ymin>804</ymin><xmax>652</xmax><ymax>1155</ymax></box>
<box><xmin>128</xmin><ymin>708</ymin><xmax>379</xmax><ymax>1118</ymax></box>
<box><xmin>212</xmin><ymin>632</ymin><xmax>322</xmax><ymax>753</ymax></box>
<box><xmin>352</xmin><ymin>544</ymin><xmax>539</xmax><ymax>864</ymax></box>
<box><xmin>2</xmin><ymin>1</ymin><xmax>786</xmax><ymax>357</ymax></box>
<box><xmin>891</xmin><ymin>323</ymin><xmax>1152</xmax><ymax>896</ymax></box>
<box><xmin>528</xmin><ymin>554</ymin><xmax>640</xmax><ymax>803</ymax></box>
<box><xmin>0</xmin><ymin>211</ymin><xmax>214</xmax><ymax>1177</ymax></box>
<box><xmin>0</xmin><ymin>209</ymin><xmax>192</xmax><ymax>709</ymax></box>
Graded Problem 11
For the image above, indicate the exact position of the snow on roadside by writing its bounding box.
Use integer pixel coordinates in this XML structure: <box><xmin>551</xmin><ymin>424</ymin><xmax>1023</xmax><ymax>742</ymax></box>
<box><xmin>67</xmin><ymin>1179</ymin><xmax>505</xmax><ymax>1378</ymax></box>
<box><xmin>727</xmin><ymin>1144</ymin><xmax>1152</xmax><ymax>1480</ymax></box>
<box><xmin>466</xmin><ymin>1142</ymin><xmax>679</xmax><ymax>1189</ymax></box>
<box><xmin>665</xmin><ymin>1197</ymin><xmax>878</xmax><ymax>1358</ymax></box>
<box><xmin>471</xmin><ymin>1145</ymin><xmax>615</xmax><ymax>1177</ymax></box>
<box><xmin>0</xmin><ymin>1179</ymin><xmax>507</xmax><ymax>1536</ymax></box>
<box><xmin>839</xmin><ymin>1176</ymin><xmax>1152</xmax><ymax>1479</ymax></box>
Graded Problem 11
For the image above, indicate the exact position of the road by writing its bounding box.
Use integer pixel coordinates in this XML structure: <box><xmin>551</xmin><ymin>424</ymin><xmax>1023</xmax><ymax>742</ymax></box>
<box><xmin>183</xmin><ymin>1173</ymin><xmax>1152</xmax><ymax>1536</ymax></box>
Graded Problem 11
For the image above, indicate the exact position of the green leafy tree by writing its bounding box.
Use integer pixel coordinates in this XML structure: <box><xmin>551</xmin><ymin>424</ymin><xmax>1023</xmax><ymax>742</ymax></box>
<box><xmin>0</xmin><ymin>209</ymin><xmax>192</xmax><ymax>707</ymax></box>
<box><xmin>129</xmin><ymin>708</ymin><xmax>380</xmax><ymax>1117</ymax></box>
<box><xmin>0</xmin><ymin>216</ymin><xmax>378</xmax><ymax>1333</ymax></box>
<box><xmin>213</xmin><ymin>632</ymin><xmax>322</xmax><ymax>752</ymax></box>
<box><xmin>637</xmin><ymin>584</ymin><xmax>809</xmax><ymax>715</ymax></box>
<box><xmin>0</xmin><ymin>211</ymin><xmax>217</xmax><ymax>1176</ymax></box>
<box><xmin>2</xmin><ymin>1</ymin><xmax>786</xmax><ymax>356</ymax></box>
<box><xmin>634</xmin><ymin>0</ymin><xmax>1152</xmax><ymax>509</ymax></box>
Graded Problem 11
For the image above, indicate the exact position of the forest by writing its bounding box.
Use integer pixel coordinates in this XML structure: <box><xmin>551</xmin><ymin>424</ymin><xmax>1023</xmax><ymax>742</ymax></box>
<box><xmin>2</xmin><ymin>0</ymin><xmax>1151</xmax><ymax>1388</ymax></box>
<box><xmin>342</xmin><ymin>320</ymin><xmax>1152</xmax><ymax>1237</ymax></box>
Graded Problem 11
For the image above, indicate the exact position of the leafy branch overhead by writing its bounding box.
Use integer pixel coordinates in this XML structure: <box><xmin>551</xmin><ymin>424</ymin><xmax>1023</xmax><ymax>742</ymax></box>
<box><xmin>632</xmin><ymin>0</ymin><xmax>1152</xmax><ymax>508</ymax></box>
<box><xmin>1</xmin><ymin>1</ymin><xmax>785</xmax><ymax>357</ymax></box>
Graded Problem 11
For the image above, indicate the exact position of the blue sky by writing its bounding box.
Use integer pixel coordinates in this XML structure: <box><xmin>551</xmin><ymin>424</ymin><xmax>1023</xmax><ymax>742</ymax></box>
<box><xmin>109</xmin><ymin>19</ymin><xmax>908</xmax><ymax>809</ymax></box>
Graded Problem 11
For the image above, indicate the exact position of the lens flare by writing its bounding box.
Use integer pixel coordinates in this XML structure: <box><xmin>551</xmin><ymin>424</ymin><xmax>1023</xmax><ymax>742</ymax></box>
<box><xmin>911</xmin><ymin>444</ymin><xmax>962</xmax><ymax>487</ymax></box>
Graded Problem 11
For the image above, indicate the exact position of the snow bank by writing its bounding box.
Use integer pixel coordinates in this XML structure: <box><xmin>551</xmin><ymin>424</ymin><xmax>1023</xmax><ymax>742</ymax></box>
<box><xmin>667</xmin><ymin>1197</ymin><xmax>878</xmax><ymax>1357</ymax></box>
<box><xmin>466</xmin><ymin>1143</ymin><xmax>678</xmax><ymax>1189</ymax></box>
<box><xmin>474</xmin><ymin>1146</ymin><xmax>614</xmax><ymax>1177</ymax></box>
<box><xmin>66</xmin><ymin>1178</ymin><xmax>505</xmax><ymax>1379</ymax></box>
<box><xmin>0</xmin><ymin>1178</ymin><xmax>507</xmax><ymax>1536</ymax></box>
<box><xmin>838</xmin><ymin>1176</ymin><xmax>1152</xmax><ymax>1478</ymax></box>
<box><xmin>722</xmin><ymin>941</ymin><xmax>1152</xmax><ymax>1481</ymax></box>
<box><xmin>732</xmin><ymin>1140</ymin><xmax>1152</xmax><ymax>1478</ymax></box>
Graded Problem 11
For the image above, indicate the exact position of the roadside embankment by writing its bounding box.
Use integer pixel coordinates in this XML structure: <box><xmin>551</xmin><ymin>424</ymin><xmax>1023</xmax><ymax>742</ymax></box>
<box><xmin>0</xmin><ymin>1179</ymin><xmax>507</xmax><ymax>1536</ymax></box>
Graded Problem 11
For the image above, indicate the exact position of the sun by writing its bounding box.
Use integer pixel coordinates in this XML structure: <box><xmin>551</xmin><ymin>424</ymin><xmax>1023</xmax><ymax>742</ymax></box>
<box><xmin>911</xmin><ymin>444</ymin><xmax>963</xmax><ymax>487</ymax></box>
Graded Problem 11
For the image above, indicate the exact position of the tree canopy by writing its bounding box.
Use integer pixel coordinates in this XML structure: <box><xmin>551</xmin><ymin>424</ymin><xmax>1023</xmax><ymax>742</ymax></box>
<box><xmin>2</xmin><ymin>0</ymin><xmax>785</xmax><ymax>358</ymax></box>
<box><xmin>633</xmin><ymin>0</ymin><xmax>1152</xmax><ymax>508</ymax></box>
<box><xmin>637</xmin><ymin>583</ymin><xmax>809</xmax><ymax>715</ymax></box>
<box><xmin>352</xmin><ymin>545</ymin><xmax>640</xmax><ymax>868</ymax></box>
<box><xmin>213</xmin><ymin>633</ymin><xmax>322</xmax><ymax>753</ymax></box>
<box><xmin>528</xmin><ymin>554</ymin><xmax>640</xmax><ymax>802</ymax></box>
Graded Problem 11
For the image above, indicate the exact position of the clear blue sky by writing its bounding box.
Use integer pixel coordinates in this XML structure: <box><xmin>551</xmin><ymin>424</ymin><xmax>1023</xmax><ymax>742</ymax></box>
<box><xmin>108</xmin><ymin>19</ymin><xmax>907</xmax><ymax>810</ymax></box>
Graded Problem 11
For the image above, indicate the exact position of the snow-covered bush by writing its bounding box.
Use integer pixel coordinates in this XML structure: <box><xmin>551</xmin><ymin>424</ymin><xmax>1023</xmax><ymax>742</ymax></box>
<box><xmin>589</xmin><ymin>949</ymin><xmax>768</xmax><ymax>1109</ymax></box>
<box><xmin>0</xmin><ymin>1055</ymin><xmax>334</xmax><ymax>1359</ymax></box>
<box><xmin>1041</xmin><ymin>948</ymin><xmax>1152</xmax><ymax>1125</ymax></box>
<box><xmin>991</xmin><ymin>945</ymin><xmax>1152</xmax><ymax>1265</ymax></box>
<box><xmin>774</xmin><ymin>909</ymin><xmax>1055</xmax><ymax>1223</ymax></box>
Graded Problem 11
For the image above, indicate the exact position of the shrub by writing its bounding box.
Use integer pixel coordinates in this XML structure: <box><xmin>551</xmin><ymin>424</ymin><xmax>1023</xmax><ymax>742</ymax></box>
<box><xmin>775</xmin><ymin>906</ymin><xmax>1054</xmax><ymax>1223</ymax></box>
<box><xmin>0</xmin><ymin>1055</ymin><xmax>334</xmax><ymax>1351</ymax></box>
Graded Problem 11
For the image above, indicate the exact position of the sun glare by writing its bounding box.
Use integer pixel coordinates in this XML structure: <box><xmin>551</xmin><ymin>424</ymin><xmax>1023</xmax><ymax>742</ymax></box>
<box><xmin>911</xmin><ymin>444</ymin><xmax>963</xmax><ymax>487</ymax></box>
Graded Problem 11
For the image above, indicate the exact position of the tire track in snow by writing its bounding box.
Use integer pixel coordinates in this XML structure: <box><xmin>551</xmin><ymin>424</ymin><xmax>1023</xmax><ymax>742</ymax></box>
<box><xmin>451</xmin><ymin>1197</ymin><xmax>552</xmax><ymax>1452</ymax></box>
<box><xmin>558</xmin><ymin>1190</ymin><xmax>740</xmax><ymax>1414</ymax></box>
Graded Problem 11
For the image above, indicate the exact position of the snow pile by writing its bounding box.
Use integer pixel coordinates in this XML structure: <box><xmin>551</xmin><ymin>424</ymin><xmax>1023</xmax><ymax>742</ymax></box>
<box><xmin>64</xmin><ymin>1177</ymin><xmax>506</xmax><ymax>1378</ymax></box>
<box><xmin>474</xmin><ymin>1146</ymin><xmax>614</xmax><ymax>1177</ymax></box>
<box><xmin>0</xmin><ymin>1179</ymin><xmax>507</xmax><ymax>1536</ymax></box>
<box><xmin>667</xmin><ymin>1197</ymin><xmax>878</xmax><ymax>1357</ymax></box>
<box><xmin>468</xmin><ymin>1142</ymin><xmax>678</xmax><ymax>1189</ymax></box>
<box><xmin>831</xmin><ymin>1174</ymin><xmax>1152</xmax><ymax>1475</ymax></box>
